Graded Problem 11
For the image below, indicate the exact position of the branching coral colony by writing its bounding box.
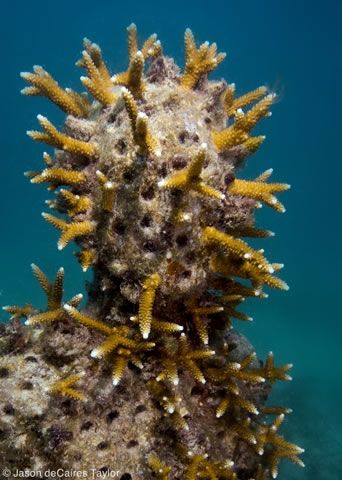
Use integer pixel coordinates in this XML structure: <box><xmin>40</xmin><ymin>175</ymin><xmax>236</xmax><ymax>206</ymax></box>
<box><xmin>1</xmin><ymin>25</ymin><xmax>304</xmax><ymax>479</ymax></box>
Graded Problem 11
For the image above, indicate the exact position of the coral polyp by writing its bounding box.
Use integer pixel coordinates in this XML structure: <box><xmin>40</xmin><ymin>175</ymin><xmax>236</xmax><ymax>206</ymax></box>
<box><xmin>0</xmin><ymin>24</ymin><xmax>303</xmax><ymax>479</ymax></box>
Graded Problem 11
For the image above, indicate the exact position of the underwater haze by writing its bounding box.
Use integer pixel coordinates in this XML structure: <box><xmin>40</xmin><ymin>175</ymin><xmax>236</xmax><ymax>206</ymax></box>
<box><xmin>0</xmin><ymin>0</ymin><xmax>341</xmax><ymax>478</ymax></box>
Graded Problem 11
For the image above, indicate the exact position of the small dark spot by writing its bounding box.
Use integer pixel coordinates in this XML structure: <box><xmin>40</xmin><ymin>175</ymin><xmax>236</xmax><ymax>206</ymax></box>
<box><xmin>99</xmin><ymin>467</ymin><xmax>110</xmax><ymax>474</ymax></box>
<box><xmin>224</xmin><ymin>173</ymin><xmax>235</xmax><ymax>186</ymax></box>
<box><xmin>123</xmin><ymin>169</ymin><xmax>135</xmax><ymax>183</ymax></box>
<box><xmin>97</xmin><ymin>441</ymin><xmax>109</xmax><ymax>450</ymax></box>
<box><xmin>178</xmin><ymin>131</ymin><xmax>188</xmax><ymax>143</ymax></box>
<box><xmin>114</xmin><ymin>221</ymin><xmax>126</xmax><ymax>235</ymax></box>
<box><xmin>0</xmin><ymin>367</ymin><xmax>9</xmax><ymax>378</ymax></box>
<box><xmin>191</xmin><ymin>385</ymin><xmax>204</xmax><ymax>396</ymax></box>
<box><xmin>172</xmin><ymin>155</ymin><xmax>188</xmax><ymax>170</ymax></box>
<box><xmin>0</xmin><ymin>428</ymin><xmax>9</xmax><ymax>440</ymax></box>
<box><xmin>186</xmin><ymin>251</ymin><xmax>196</xmax><ymax>264</ymax></box>
<box><xmin>176</xmin><ymin>234</ymin><xmax>188</xmax><ymax>247</ymax></box>
<box><xmin>217</xmin><ymin>430</ymin><xmax>225</xmax><ymax>439</ymax></box>
<box><xmin>126</xmin><ymin>439</ymin><xmax>139</xmax><ymax>448</ymax></box>
<box><xmin>120</xmin><ymin>474</ymin><xmax>132</xmax><ymax>480</ymax></box>
<box><xmin>25</xmin><ymin>356</ymin><xmax>38</xmax><ymax>363</ymax></box>
<box><xmin>159</xmin><ymin>163</ymin><xmax>167</xmax><ymax>178</ymax></box>
<box><xmin>74</xmin><ymin>452</ymin><xmax>82</xmax><ymax>461</ymax></box>
<box><xmin>60</xmin><ymin>398</ymin><xmax>77</xmax><ymax>416</ymax></box>
<box><xmin>116</xmin><ymin>139</ymin><xmax>127</xmax><ymax>154</ymax></box>
<box><xmin>140</xmin><ymin>215</ymin><xmax>152</xmax><ymax>228</ymax></box>
<box><xmin>3</xmin><ymin>404</ymin><xmax>15</xmax><ymax>415</ymax></box>
<box><xmin>204</xmin><ymin>117</ymin><xmax>212</xmax><ymax>124</ymax></box>
<box><xmin>193</xmin><ymin>133</ymin><xmax>200</xmax><ymax>143</ymax></box>
<box><xmin>46</xmin><ymin>424</ymin><xmax>73</xmax><ymax>450</ymax></box>
<box><xmin>21</xmin><ymin>381</ymin><xmax>33</xmax><ymax>390</ymax></box>
<box><xmin>106</xmin><ymin>410</ymin><xmax>119</xmax><ymax>423</ymax></box>
<box><xmin>143</xmin><ymin>241</ymin><xmax>157</xmax><ymax>252</ymax></box>
<box><xmin>80</xmin><ymin>420</ymin><xmax>93</xmax><ymax>431</ymax></box>
<box><xmin>141</xmin><ymin>186</ymin><xmax>155</xmax><ymax>200</ymax></box>
<box><xmin>180</xmin><ymin>270</ymin><xmax>191</xmax><ymax>279</ymax></box>
<box><xmin>135</xmin><ymin>404</ymin><xmax>146</xmax><ymax>414</ymax></box>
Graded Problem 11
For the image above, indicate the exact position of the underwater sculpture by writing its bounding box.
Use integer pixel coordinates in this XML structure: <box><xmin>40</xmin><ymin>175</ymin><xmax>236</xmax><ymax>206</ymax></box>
<box><xmin>0</xmin><ymin>25</ymin><xmax>304</xmax><ymax>479</ymax></box>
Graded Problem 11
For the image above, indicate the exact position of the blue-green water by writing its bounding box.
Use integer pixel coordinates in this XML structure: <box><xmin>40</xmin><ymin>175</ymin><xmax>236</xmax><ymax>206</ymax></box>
<box><xmin>0</xmin><ymin>1</ymin><xmax>341</xmax><ymax>478</ymax></box>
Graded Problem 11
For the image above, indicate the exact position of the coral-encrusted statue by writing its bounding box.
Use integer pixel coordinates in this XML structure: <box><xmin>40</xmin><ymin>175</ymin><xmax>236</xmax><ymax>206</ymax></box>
<box><xmin>1</xmin><ymin>25</ymin><xmax>304</xmax><ymax>479</ymax></box>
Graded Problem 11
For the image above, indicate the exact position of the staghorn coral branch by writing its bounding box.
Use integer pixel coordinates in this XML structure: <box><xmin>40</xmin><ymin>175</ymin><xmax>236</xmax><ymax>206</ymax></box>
<box><xmin>203</xmin><ymin>226</ymin><xmax>274</xmax><ymax>274</ymax></box>
<box><xmin>112</xmin><ymin>50</ymin><xmax>145</xmax><ymax>98</ymax></box>
<box><xmin>224</xmin><ymin>86</ymin><xmax>268</xmax><ymax>117</ymax></box>
<box><xmin>213</xmin><ymin>94</ymin><xmax>275</xmax><ymax>153</ymax></box>
<box><xmin>63</xmin><ymin>304</ymin><xmax>113</xmax><ymax>335</ymax></box>
<box><xmin>138</xmin><ymin>273</ymin><xmax>161</xmax><ymax>339</ymax></box>
<box><xmin>2</xmin><ymin>304</ymin><xmax>34</xmax><ymax>320</ymax></box>
<box><xmin>30</xmin><ymin>167</ymin><xmax>86</xmax><ymax>187</ymax></box>
<box><xmin>79</xmin><ymin>47</ymin><xmax>117</xmax><ymax>106</ymax></box>
<box><xmin>228</xmin><ymin>169</ymin><xmax>290</xmax><ymax>213</ymax></box>
<box><xmin>48</xmin><ymin>373</ymin><xmax>86</xmax><ymax>401</ymax></box>
<box><xmin>21</xmin><ymin>66</ymin><xmax>90</xmax><ymax>117</ymax></box>
<box><xmin>75</xmin><ymin>249</ymin><xmax>96</xmax><ymax>272</ymax></box>
<box><xmin>181</xmin><ymin>29</ymin><xmax>226</xmax><ymax>89</ymax></box>
<box><xmin>42</xmin><ymin>212</ymin><xmax>96</xmax><ymax>250</ymax></box>
<box><xmin>158</xmin><ymin>143</ymin><xmax>224</xmax><ymax>200</ymax></box>
<box><xmin>28</xmin><ymin>115</ymin><xmax>97</xmax><ymax>157</ymax></box>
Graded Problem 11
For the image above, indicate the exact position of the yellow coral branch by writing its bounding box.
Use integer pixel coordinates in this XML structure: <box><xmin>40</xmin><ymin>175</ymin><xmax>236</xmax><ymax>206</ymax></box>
<box><xmin>203</xmin><ymin>226</ymin><xmax>274</xmax><ymax>274</ymax></box>
<box><xmin>75</xmin><ymin>249</ymin><xmax>96</xmax><ymax>272</ymax></box>
<box><xmin>79</xmin><ymin>46</ymin><xmax>116</xmax><ymax>106</ymax></box>
<box><xmin>30</xmin><ymin>167</ymin><xmax>86</xmax><ymax>188</ymax></box>
<box><xmin>21</xmin><ymin>66</ymin><xmax>89</xmax><ymax>117</ymax></box>
<box><xmin>158</xmin><ymin>143</ymin><xmax>224</xmax><ymax>200</ymax></box>
<box><xmin>49</xmin><ymin>373</ymin><xmax>86</xmax><ymax>401</ymax></box>
<box><xmin>181</xmin><ymin>29</ymin><xmax>226</xmax><ymax>89</ymax></box>
<box><xmin>28</xmin><ymin>115</ymin><xmax>97</xmax><ymax>158</ymax></box>
<box><xmin>228</xmin><ymin>169</ymin><xmax>290</xmax><ymax>213</ymax></box>
<box><xmin>138</xmin><ymin>273</ymin><xmax>161</xmax><ymax>339</ymax></box>
<box><xmin>42</xmin><ymin>212</ymin><xmax>96</xmax><ymax>250</ymax></box>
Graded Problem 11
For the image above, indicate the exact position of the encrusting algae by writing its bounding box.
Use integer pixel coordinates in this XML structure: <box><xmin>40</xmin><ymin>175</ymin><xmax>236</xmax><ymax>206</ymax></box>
<box><xmin>0</xmin><ymin>24</ymin><xmax>303</xmax><ymax>479</ymax></box>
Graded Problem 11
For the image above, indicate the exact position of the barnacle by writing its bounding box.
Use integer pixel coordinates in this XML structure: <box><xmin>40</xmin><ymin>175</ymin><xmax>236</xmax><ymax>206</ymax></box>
<box><xmin>0</xmin><ymin>24</ymin><xmax>303</xmax><ymax>479</ymax></box>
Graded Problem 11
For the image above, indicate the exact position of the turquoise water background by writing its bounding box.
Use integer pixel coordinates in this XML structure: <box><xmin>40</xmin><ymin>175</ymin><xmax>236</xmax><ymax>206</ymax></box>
<box><xmin>0</xmin><ymin>0</ymin><xmax>341</xmax><ymax>478</ymax></box>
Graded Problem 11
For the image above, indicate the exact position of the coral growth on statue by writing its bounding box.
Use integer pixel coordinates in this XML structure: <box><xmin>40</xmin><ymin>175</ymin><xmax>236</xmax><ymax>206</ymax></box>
<box><xmin>0</xmin><ymin>25</ymin><xmax>304</xmax><ymax>479</ymax></box>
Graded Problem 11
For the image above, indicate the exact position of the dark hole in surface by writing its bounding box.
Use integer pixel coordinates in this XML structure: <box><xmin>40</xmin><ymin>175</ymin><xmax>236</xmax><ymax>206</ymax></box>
<box><xmin>204</xmin><ymin>117</ymin><xmax>212</xmax><ymax>124</ymax></box>
<box><xmin>123</xmin><ymin>169</ymin><xmax>135</xmax><ymax>183</ymax></box>
<box><xmin>143</xmin><ymin>241</ymin><xmax>157</xmax><ymax>252</ymax></box>
<box><xmin>180</xmin><ymin>270</ymin><xmax>191</xmax><ymax>279</ymax></box>
<box><xmin>3</xmin><ymin>404</ymin><xmax>15</xmax><ymax>415</ymax></box>
<box><xmin>141</xmin><ymin>185</ymin><xmax>155</xmax><ymax>200</ymax></box>
<box><xmin>99</xmin><ymin>466</ymin><xmax>110</xmax><ymax>474</ymax></box>
<box><xmin>0</xmin><ymin>428</ymin><xmax>9</xmax><ymax>440</ymax></box>
<box><xmin>178</xmin><ymin>131</ymin><xmax>188</xmax><ymax>143</ymax></box>
<box><xmin>114</xmin><ymin>222</ymin><xmax>126</xmax><ymax>235</ymax></box>
<box><xmin>116</xmin><ymin>139</ymin><xmax>127</xmax><ymax>154</ymax></box>
<box><xmin>224</xmin><ymin>173</ymin><xmax>235</xmax><ymax>186</ymax></box>
<box><xmin>172</xmin><ymin>155</ymin><xmax>188</xmax><ymax>170</ymax></box>
<box><xmin>0</xmin><ymin>367</ymin><xmax>9</xmax><ymax>378</ymax></box>
<box><xmin>106</xmin><ymin>410</ymin><xmax>119</xmax><ymax>423</ymax></box>
<box><xmin>126</xmin><ymin>439</ymin><xmax>139</xmax><ymax>448</ymax></box>
<box><xmin>80</xmin><ymin>420</ymin><xmax>93</xmax><ymax>431</ymax></box>
<box><xmin>191</xmin><ymin>385</ymin><xmax>204</xmax><ymax>396</ymax></box>
<box><xmin>140</xmin><ymin>215</ymin><xmax>152</xmax><ymax>228</ymax></box>
<box><xmin>97</xmin><ymin>441</ymin><xmax>109</xmax><ymax>450</ymax></box>
<box><xmin>159</xmin><ymin>163</ymin><xmax>167</xmax><ymax>178</ymax></box>
<box><xmin>120</xmin><ymin>475</ymin><xmax>132</xmax><ymax>480</ymax></box>
<box><xmin>135</xmin><ymin>404</ymin><xmax>146</xmax><ymax>414</ymax></box>
<box><xmin>176</xmin><ymin>234</ymin><xmax>188</xmax><ymax>247</ymax></box>
<box><xmin>193</xmin><ymin>133</ymin><xmax>200</xmax><ymax>143</ymax></box>
<box><xmin>25</xmin><ymin>356</ymin><xmax>38</xmax><ymax>363</ymax></box>
<box><xmin>21</xmin><ymin>381</ymin><xmax>33</xmax><ymax>390</ymax></box>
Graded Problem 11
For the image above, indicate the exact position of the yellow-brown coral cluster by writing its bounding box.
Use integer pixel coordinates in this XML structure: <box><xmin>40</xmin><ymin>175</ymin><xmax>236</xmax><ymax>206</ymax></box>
<box><xmin>3</xmin><ymin>24</ymin><xmax>304</xmax><ymax>479</ymax></box>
